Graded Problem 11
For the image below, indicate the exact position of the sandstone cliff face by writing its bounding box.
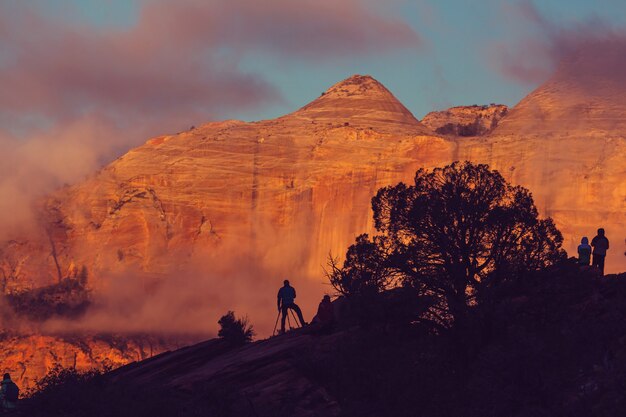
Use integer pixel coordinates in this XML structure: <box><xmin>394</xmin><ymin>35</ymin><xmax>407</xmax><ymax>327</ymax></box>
<box><xmin>1</xmin><ymin>75</ymin><xmax>447</xmax><ymax>295</ymax></box>
<box><xmin>421</xmin><ymin>104</ymin><xmax>508</xmax><ymax>136</ymax></box>
<box><xmin>2</xmin><ymin>71</ymin><xmax>625</xmax><ymax>301</ymax></box>
<box><xmin>472</xmin><ymin>62</ymin><xmax>626</xmax><ymax>274</ymax></box>
<box><xmin>0</xmin><ymin>72</ymin><xmax>625</xmax><ymax>388</ymax></box>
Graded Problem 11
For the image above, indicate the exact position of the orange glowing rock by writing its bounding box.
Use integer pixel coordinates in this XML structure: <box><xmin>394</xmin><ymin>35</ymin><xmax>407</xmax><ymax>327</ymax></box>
<box><xmin>0</xmin><ymin>72</ymin><xmax>624</xmax><ymax>387</ymax></box>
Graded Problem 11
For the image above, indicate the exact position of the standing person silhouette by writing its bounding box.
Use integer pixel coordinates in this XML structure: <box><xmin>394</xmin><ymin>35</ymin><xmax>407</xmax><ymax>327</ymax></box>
<box><xmin>0</xmin><ymin>373</ymin><xmax>19</xmax><ymax>411</ymax></box>
<box><xmin>277</xmin><ymin>280</ymin><xmax>306</xmax><ymax>333</ymax></box>
<box><xmin>591</xmin><ymin>228</ymin><xmax>610</xmax><ymax>276</ymax></box>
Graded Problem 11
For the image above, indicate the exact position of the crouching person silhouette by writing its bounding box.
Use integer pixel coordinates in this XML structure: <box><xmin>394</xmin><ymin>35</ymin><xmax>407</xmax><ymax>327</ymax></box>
<box><xmin>277</xmin><ymin>280</ymin><xmax>306</xmax><ymax>333</ymax></box>
<box><xmin>309</xmin><ymin>295</ymin><xmax>335</xmax><ymax>334</ymax></box>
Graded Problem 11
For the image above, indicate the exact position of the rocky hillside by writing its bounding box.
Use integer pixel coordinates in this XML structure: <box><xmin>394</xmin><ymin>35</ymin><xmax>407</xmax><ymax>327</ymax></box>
<box><xmin>421</xmin><ymin>104</ymin><xmax>508</xmax><ymax>136</ymax></box>
<box><xmin>18</xmin><ymin>268</ymin><xmax>626</xmax><ymax>417</ymax></box>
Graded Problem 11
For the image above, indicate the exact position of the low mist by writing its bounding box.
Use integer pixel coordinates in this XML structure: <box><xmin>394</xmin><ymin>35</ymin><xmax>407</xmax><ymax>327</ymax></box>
<box><xmin>25</xmin><ymin>237</ymin><xmax>331</xmax><ymax>339</ymax></box>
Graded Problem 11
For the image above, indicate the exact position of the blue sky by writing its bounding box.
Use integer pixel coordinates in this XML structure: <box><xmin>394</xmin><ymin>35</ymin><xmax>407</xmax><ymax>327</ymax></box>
<box><xmin>16</xmin><ymin>0</ymin><xmax>626</xmax><ymax>122</ymax></box>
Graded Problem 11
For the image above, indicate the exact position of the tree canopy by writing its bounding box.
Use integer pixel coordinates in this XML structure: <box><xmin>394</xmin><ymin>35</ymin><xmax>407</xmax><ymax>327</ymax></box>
<box><xmin>328</xmin><ymin>162</ymin><xmax>565</xmax><ymax>325</ymax></box>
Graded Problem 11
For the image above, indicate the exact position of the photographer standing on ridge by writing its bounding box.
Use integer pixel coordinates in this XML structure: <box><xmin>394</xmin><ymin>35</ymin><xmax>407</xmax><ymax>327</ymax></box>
<box><xmin>277</xmin><ymin>280</ymin><xmax>306</xmax><ymax>334</ymax></box>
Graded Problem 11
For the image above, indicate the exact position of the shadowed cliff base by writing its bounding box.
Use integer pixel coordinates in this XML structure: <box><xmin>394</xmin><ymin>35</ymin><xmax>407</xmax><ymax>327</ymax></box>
<box><xmin>16</xmin><ymin>265</ymin><xmax>626</xmax><ymax>417</ymax></box>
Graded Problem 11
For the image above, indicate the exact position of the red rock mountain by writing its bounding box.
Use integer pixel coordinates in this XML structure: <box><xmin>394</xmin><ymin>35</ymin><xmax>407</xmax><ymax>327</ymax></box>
<box><xmin>475</xmin><ymin>63</ymin><xmax>626</xmax><ymax>269</ymax></box>
<box><xmin>1</xmin><ymin>75</ymin><xmax>439</xmax><ymax>295</ymax></box>
<box><xmin>1</xmin><ymin>72</ymin><xmax>625</xmax><ymax>389</ymax></box>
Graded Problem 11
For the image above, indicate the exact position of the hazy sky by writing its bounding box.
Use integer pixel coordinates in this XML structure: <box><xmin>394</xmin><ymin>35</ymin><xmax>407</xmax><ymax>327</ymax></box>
<box><xmin>3</xmin><ymin>0</ymin><xmax>625</xmax><ymax>125</ymax></box>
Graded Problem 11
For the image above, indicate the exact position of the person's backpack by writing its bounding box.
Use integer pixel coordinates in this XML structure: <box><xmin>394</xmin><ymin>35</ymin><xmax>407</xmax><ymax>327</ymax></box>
<box><xmin>4</xmin><ymin>381</ymin><xmax>19</xmax><ymax>402</ymax></box>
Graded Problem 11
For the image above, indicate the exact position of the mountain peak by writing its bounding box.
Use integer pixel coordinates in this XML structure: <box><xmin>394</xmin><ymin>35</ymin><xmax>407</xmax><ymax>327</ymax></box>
<box><xmin>294</xmin><ymin>74</ymin><xmax>425</xmax><ymax>132</ymax></box>
<box><xmin>321</xmin><ymin>74</ymin><xmax>391</xmax><ymax>98</ymax></box>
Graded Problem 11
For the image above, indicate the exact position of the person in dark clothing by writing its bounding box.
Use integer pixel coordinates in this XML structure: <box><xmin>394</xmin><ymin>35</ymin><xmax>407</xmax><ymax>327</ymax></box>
<box><xmin>277</xmin><ymin>280</ymin><xmax>306</xmax><ymax>333</ymax></box>
<box><xmin>578</xmin><ymin>237</ymin><xmax>592</xmax><ymax>266</ymax></box>
<box><xmin>315</xmin><ymin>295</ymin><xmax>334</xmax><ymax>325</ymax></box>
<box><xmin>309</xmin><ymin>295</ymin><xmax>335</xmax><ymax>334</ymax></box>
<box><xmin>591</xmin><ymin>228</ymin><xmax>610</xmax><ymax>275</ymax></box>
<box><xmin>0</xmin><ymin>373</ymin><xmax>19</xmax><ymax>411</ymax></box>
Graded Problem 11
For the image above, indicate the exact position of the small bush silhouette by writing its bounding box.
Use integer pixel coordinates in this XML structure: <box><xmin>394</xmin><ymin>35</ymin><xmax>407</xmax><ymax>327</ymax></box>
<box><xmin>218</xmin><ymin>311</ymin><xmax>254</xmax><ymax>345</ymax></box>
<box><xmin>26</xmin><ymin>365</ymin><xmax>104</xmax><ymax>397</ymax></box>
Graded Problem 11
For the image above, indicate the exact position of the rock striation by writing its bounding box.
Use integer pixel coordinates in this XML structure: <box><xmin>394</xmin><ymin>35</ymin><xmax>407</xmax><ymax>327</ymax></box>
<box><xmin>0</xmin><ymin>75</ymin><xmax>443</xmax><ymax>294</ymax></box>
<box><xmin>297</xmin><ymin>74</ymin><xmax>430</xmax><ymax>132</ymax></box>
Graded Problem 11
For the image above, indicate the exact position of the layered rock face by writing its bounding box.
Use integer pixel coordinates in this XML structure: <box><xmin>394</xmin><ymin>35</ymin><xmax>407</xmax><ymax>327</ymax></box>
<box><xmin>0</xmin><ymin>71</ymin><xmax>625</xmax><ymax>388</ymax></box>
<box><xmin>2</xmin><ymin>71</ymin><xmax>625</xmax><ymax>304</ymax></box>
<box><xmin>421</xmin><ymin>104</ymin><xmax>508</xmax><ymax>136</ymax></box>
<box><xmin>0</xmin><ymin>75</ymin><xmax>443</xmax><ymax>293</ymax></box>
<box><xmin>298</xmin><ymin>74</ymin><xmax>430</xmax><ymax>132</ymax></box>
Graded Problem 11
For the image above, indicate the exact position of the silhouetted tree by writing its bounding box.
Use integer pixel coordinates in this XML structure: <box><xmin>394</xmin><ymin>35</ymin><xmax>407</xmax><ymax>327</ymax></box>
<box><xmin>218</xmin><ymin>311</ymin><xmax>254</xmax><ymax>345</ymax></box>
<box><xmin>329</xmin><ymin>162</ymin><xmax>565</xmax><ymax>326</ymax></box>
<box><xmin>326</xmin><ymin>234</ymin><xmax>399</xmax><ymax>297</ymax></box>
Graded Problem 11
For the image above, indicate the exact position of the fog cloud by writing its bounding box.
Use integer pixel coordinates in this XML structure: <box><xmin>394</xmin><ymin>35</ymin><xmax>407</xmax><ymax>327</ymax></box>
<box><xmin>41</xmin><ymin>241</ymin><xmax>329</xmax><ymax>338</ymax></box>
<box><xmin>490</xmin><ymin>0</ymin><xmax>626</xmax><ymax>88</ymax></box>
